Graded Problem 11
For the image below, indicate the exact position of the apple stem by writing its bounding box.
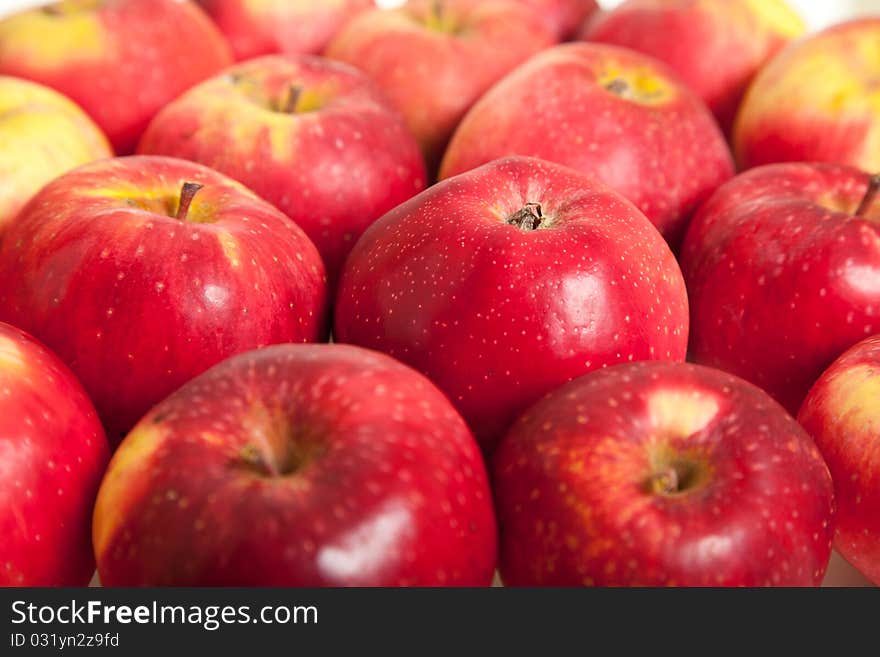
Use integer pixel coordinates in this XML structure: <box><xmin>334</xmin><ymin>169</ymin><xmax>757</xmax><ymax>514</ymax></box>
<box><xmin>506</xmin><ymin>202</ymin><xmax>545</xmax><ymax>231</ymax></box>
<box><xmin>175</xmin><ymin>182</ymin><xmax>204</xmax><ymax>221</ymax></box>
<box><xmin>856</xmin><ymin>174</ymin><xmax>880</xmax><ymax>217</ymax></box>
<box><xmin>280</xmin><ymin>85</ymin><xmax>303</xmax><ymax>114</ymax></box>
<box><xmin>42</xmin><ymin>0</ymin><xmax>95</xmax><ymax>15</ymax></box>
<box><xmin>433</xmin><ymin>0</ymin><xmax>443</xmax><ymax>23</ymax></box>
<box><xmin>605</xmin><ymin>78</ymin><xmax>629</xmax><ymax>96</ymax></box>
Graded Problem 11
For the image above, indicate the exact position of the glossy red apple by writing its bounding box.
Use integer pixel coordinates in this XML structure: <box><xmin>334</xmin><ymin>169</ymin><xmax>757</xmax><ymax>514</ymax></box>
<box><xmin>799</xmin><ymin>335</ymin><xmax>880</xmax><ymax>584</ymax></box>
<box><xmin>0</xmin><ymin>156</ymin><xmax>327</xmax><ymax>444</ymax></box>
<box><xmin>197</xmin><ymin>0</ymin><xmax>373</xmax><ymax>61</ymax></box>
<box><xmin>583</xmin><ymin>0</ymin><xmax>804</xmax><ymax>135</ymax></box>
<box><xmin>681</xmin><ymin>162</ymin><xmax>880</xmax><ymax>415</ymax></box>
<box><xmin>0</xmin><ymin>321</ymin><xmax>109</xmax><ymax>586</ymax></box>
<box><xmin>494</xmin><ymin>361</ymin><xmax>835</xmax><ymax>586</ymax></box>
<box><xmin>93</xmin><ymin>343</ymin><xmax>497</xmax><ymax>586</ymax></box>
<box><xmin>325</xmin><ymin>0</ymin><xmax>555</xmax><ymax>169</ymax></box>
<box><xmin>335</xmin><ymin>156</ymin><xmax>689</xmax><ymax>452</ymax></box>
<box><xmin>440</xmin><ymin>43</ymin><xmax>734</xmax><ymax>248</ymax></box>
<box><xmin>0</xmin><ymin>0</ymin><xmax>232</xmax><ymax>153</ymax></box>
<box><xmin>139</xmin><ymin>54</ymin><xmax>426</xmax><ymax>286</ymax></box>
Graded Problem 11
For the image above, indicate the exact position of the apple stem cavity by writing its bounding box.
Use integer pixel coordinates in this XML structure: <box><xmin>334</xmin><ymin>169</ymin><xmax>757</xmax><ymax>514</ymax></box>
<box><xmin>856</xmin><ymin>174</ymin><xmax>880</xmax><ymax>217</ymax></box>
<box><xmin>175</xmin><ymin>182</ymin><xmax>204</xmax><ymax>221</ymax></box>
<box><xmin>426</xmin><ymin>0</ymin><xmax>453</xmax><ymax>32</ymax></box>
<box><xmin>650</xmin><ymin>467</ymin><xmax>680</xmax><ymax>495</ymax></box>
<box><xmin>506</xmin><ymin>202</ymin><xmax>545</xmax><ymax>231</ymax></box>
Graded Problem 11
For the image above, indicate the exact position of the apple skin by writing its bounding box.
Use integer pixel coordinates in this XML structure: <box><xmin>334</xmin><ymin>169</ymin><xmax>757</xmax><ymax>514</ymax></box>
<box><xmin>0</xmin><ymin>0</ymin><xmax>232</xmax><ymax>154</ymax></box>
<box><xmin>583</xmin><ymin>0</ymin><xmax>804</xmax><ymax>135</ymax></box>
<box><xmin>197</xmin><ymin>0</ymin><xmax>373</xmax><ymax>61</ymax></box>
<box><xmin>0</xmin><ymin>321</ymin><xmax>109</xmax><ymax>586</ymax></box>
<box><xmin>138</xmin><ymin>54</ymin><xmax>427</xmax><ymax>288</ymax></box>
<box><xmin>799</xmin><ymin>335</ymin><xmax>880</xmax><ymax>584</ymax></box>
<box><xmin>335</xmin><ymin>156</ymin><xmax>689</xmax><ymax>453</ymax></box>
<box><xmin>493</xmin><ymin>361</ymin><xmax>835</xmax><ymax>586</ymax></box>
<box><xmin>681</xmin><ymin>162</ymin><xmax>880</xmax><ymax>416</ymax></box>
<box><xmin>93</xmin><ymin>343</ymin><xmax>497</xmax><ymax>586</ymax></box>
<box><xmin>325</xmin><ymin>0</ymin><xmax>555</xmax><ymax>170</ymax></box>
<box><xmin>0</xmin><ymin>76</ymin><xmax>110</xmax><ymax>237</ymax></box>
<box><xmin>734</xmin><ymin>19</ymin><xmax>880</xmax><ymax>171</ymax></box>
<box><xmin>0</xmin><ymin>156</ymin><xmax>327</xmax><ymax>444</ymax></box>
<box><xmin>519</xmin><ymin>0</ymin><xmax>598</xmax><ymax>39</ymax></box>
<box><xmin>440</xmin><ymin>43</ymin><xmax>734</xmax><ymax>249</ymax></box>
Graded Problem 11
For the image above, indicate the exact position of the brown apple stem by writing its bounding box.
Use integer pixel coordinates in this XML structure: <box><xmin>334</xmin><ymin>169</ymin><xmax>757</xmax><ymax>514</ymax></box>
<box><xmin>856</xmin><ymin>174</ymin><xmax>880</xmax><ymax>217</ymax></box>
<box><xmin>432</xmin><ymin>0</ymin><xmax>443</xmax><ymax>23</ymax></box>
<box><xmin>604</xmin><ymin>78</ymin><xmax>630</xmax><ymax>96</ymax></box>
<box><xmin>176</xmin><ymin>182</ymin><xmax>204</xmax><ymax>221</ymax></box>
<box><xmin>42</xmin><ymin>0</ymin><xmax>97</xmax><ymax>15</ymax></box>
<box><xmin>650</xmin><ymin>467</ymin><xmax>680</xmax><ymax>495</ymax></box>
<box><xmin>506</xmin><ymin>202</ymin><xmax>544</xmax><ymax>231</ymax></box>
<box><xmin>280</xmin><ymin>84</ymin><xmax>303</xmax><ymax>114</ymax></box>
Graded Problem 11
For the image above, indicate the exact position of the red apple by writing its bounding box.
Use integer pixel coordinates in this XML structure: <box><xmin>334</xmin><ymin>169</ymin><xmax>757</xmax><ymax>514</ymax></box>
<box><xmin>197</xmin><ymin>0</ymin><xmax>373</xmax><ymax>61</ymax></box>
<box><xmin>139</xmin><ymin>54</ymin><xmax>427</xmax><ymax>287</ymax></box>
<box><xmin>681</xmin><ymin>162</ymin><xmax>880</xmax><ymax>415</ymax></box>
<box><xmin>575</xmin><ymin>7</ymin><xmax>606</xmax><ymax>38</ymax></box>
<box><xmin>0</xmin><ymin>321</ymin><xmax>109</xmax><ymax>586</ymax></box>
<box><xmin>440</xmin><ymin>43</ymin><xmax>734</xmax><ymax>248</ymax></box>
<box><xmin>0</xmin><ymin>76</ymin><xmax>111</xmax><ymax>238</ymax></box>
<box><xmin>493</xmin><ymin>361</ymin><xmax>835</xmax><ymax>586</ymax></box>
<box><xmin>799</xmin><ymin>335</ymin><xmax>880</xmax><ymax>584</ymax></box>
<box><xmin>0</xmin><ymin>0</ymin><xmax>232</xmax><ymax>154</ymax></box>
<box><xmin>335</xmin><ymin>156</ymin><xmax>689</xmax><ymax>452</ymax></box>
<box><xmin>0</xmin><ymin>156</ymin><xmax>327</xmax><ymax>444</ymax></box>
<box><xmin>93</xmin><ymin>343</ymin><xmax>497</xmax><ymax>586</ymax></box>
<box><xmin>519</xmin><ymin>0</ymin><xmax>598</xmax><ymax>39</ymax></box>
<box><xmin>583</xmin><ymin>0</ymin><xmax>804</xmax><ymax>135</ymax></box>
<box><xmin>734</xmin><ymin>19</ymin><xmax>880</xmax><ymax>171</ymax></box>
<box><xmin>325</xmin><ymin>0</ymin><xmax>555</xmax><ymax>169</ymax></box>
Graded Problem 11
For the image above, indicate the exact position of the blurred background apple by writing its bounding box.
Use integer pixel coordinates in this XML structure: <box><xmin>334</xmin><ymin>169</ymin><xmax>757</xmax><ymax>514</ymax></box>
<box><xmin>1</xmin><ymin>1</ymin><xmax>877</xmax><ymax>28</ymax></box>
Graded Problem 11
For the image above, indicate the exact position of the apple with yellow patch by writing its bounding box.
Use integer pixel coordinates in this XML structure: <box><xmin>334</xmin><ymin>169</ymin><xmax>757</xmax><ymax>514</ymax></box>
<box><xmin>800</xmin><ymin>335</ymin><xmax>880</xmax><ymax>584</ymax></box>
<box><xmin>440</xmin><ymin>43</ymin><xmax>734</xmax><ymax>248</ymax></box>
<box><xmin>0</xmin><ymin>156</ymin><xmax>327</xmax><ymax>444</ymax></box>
<box><xmin>681</xmin><ymin>163</ymin><xmax>880</xmax><ymax>416</ymax></box>
<box><xmin>139</xmin><ymin>55</ymin><xmax>426</xmax><ymax>286</ymax></box>
<box><xmin>584</xmin><ymin>0</ymin><xmax>804</xmax><ymax>135</ymax></box>
<box><xmin>325</xmin><ymin>0</ymin><xmax>555</xmax><ymax>170</ymax></box>
<box><xmin>197</xmin><ymin>0</ymin><xmax>374</xmax><ymax>61</ymax></box>
<box><xmin>0</xmin><ymin>76</ymin><xmax>110</xmax><ymax>238</ymax></box>
<box><xmin>735</xmin><ymin>19</ymin><xmax>880</xmax><ymax>171</ymax></box>
<box><xmin>0</xmin><ymin>321</ymin><xmax>109</xmax><ymax>586</ymax></box>
<box><xmin>0</xmin><ymin>0</ymin><xmax>232</xmax><ymax>154</ymax></box>
<box><xmin>93</xmin><ymin>343</ymin><xmax>497</xmax><ymax>586</ymax></box>
<box><xmin>493</xmin><ymin>361</ymin><xmax>835</xmax><ymax>586</ymax></box>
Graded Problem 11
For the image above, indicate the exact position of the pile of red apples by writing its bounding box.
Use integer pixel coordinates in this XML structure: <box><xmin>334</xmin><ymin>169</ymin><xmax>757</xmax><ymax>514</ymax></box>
<box><xmin>2</xmin><ymin>0</ymin><xmax>880</xmax><ymax>588</ymax></box>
